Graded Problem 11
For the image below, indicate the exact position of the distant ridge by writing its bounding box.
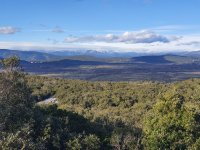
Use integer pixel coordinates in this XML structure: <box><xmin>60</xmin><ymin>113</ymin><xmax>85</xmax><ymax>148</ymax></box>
<box><xmin>132</xmin><ymin>55</ymin><xmax>172</xmax><ymax>64</ymax></box>
<box><xmin>0</xmin><ymin>49</ymin><xmax>142</xmax><ymax>62</ymax></box>
<box><xmin>182</xmin><ymin>50</ymin><xmax>200</xmax><ymax>57</ymax></box>
<box><xmin>1</xmin><ymin>49</ymin><xmax>200</xmax><ymax>64</ymax></box>
<box><xmin>0</xmin><ymin>49</ymin><xmax>64</xmax><ymax>62</ymax></box>
<box><xmin>49</xmin><ymin>50</ymin><xmax>142</xmax><ymax>58</ymax></box>
<box><xmin>131</xmin><ymin>54</ymin><xmax>200</xmax><ymax>64</ymax></box>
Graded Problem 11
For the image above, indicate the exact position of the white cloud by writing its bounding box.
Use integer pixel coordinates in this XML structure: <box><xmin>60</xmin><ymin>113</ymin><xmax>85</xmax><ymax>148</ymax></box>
<box><xmin>1</xmin><ymin>30</ymin><xmax>200</xmax><ymax>54</ymax></box>
<box><xmin>0</xmin><ymin>26</ymin><xmax>20</xmax><ymax>34</ymax></box>
<box><xmin>64</xmin><ymin>31</ymin><xmax>172</xmax><ymax>44</ymax></box>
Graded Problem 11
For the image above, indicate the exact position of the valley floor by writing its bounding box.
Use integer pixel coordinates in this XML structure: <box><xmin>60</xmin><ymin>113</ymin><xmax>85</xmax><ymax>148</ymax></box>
<box><xmin>28</xmin><ymin>62</ymin><xmax>200</xmax><ymax>82</ymax></box>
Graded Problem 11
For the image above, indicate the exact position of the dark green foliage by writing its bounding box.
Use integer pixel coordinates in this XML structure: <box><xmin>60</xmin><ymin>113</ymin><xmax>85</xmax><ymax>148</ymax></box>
<box><xmin>32</xmin><ymin>104</ymin><xmax>112</xmax><ymax>149</ymax></box>
<box><xmin>27</xmin><ymin>75</ymin><xmax>200</xmax><ymax>149</ymax></box>
<box><xmin>143</xmin><ymin>93</ymin><xmax>200</xmax><ymax>149</ymax></box>
<box><xmin>66</xmin><ymin>134</ymin><xmax>100</xmax><ymax>150</ymax></box>
<box><xmin>0</xmin><ymin>56</ymin><xmax>34</xmax><ymax>132</ymax></box>
<box><xmin>110</xmin><ymin>128</ymin><xmax>142</xmax><ymax>150</ymax></box>
<box><xmin>0</xmin><ymin>57</ymin><xmax>36</xmax><ymax>149</ymax></box>
<box><xmin>0</xmin><ymin>57</ymin><xmax>105</xmax><ymax>149</ymax></box>
<box><xmin>2</xmin><ymin>57</ymin><xmax>200</xmax><ymax>149</ymax></box>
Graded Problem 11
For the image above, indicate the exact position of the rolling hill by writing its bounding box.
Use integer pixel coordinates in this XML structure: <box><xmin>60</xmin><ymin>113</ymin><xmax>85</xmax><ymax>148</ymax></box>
<box><xmin>131</xmin><ymin>55</ymin><xmax>200</xmax><ymax>64</ymax></box>
<box><xmin>2</xmin><ymin>49</ymin><xmax>200</xmax><ymax>82</ymax></box>
<box><xmin>0</xmin><ymin>49</ymin><xmax>64</xmax><ymax>62</ymax></box>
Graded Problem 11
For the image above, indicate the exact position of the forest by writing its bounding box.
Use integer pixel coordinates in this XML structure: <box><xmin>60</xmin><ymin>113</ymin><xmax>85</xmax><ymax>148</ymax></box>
<box><xmin>1</xmin><ymin>57</ymin><xmax>200</xmax><ymax>149</ymax></box>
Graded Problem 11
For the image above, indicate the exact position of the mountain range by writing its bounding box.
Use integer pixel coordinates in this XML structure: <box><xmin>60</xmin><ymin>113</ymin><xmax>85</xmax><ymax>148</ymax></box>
<box><xmin>1</xmin><ymin>48</ymin><xmax>200</xmax><ymax>62</ymax></box>
<box><xmin>2</xmin><ymin>49</ymin><xmax>200</xmax><ymax>82</ymax></box>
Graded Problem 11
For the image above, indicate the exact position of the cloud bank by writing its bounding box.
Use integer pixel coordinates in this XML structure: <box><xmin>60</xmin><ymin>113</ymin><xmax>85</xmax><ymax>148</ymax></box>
<box><xmin>0</xmin><ymin>29</ymin><xmax>200</xmax><ymax>54</ymax></box>
<box><xmin>0</xmin><ymin>26</ymin><xmax>20</xmax><ymax>34</ymax></box>
<box><xmin>64</xmin><ymin>31</ymin><xmax>172</xmax><ymax>44</ymax></box>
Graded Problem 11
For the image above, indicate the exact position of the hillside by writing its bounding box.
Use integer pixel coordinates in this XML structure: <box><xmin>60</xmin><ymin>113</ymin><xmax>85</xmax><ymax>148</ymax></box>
<box><xmin>27</xmin><ymin>75</ymin><xmax>200</xmax><ymax>149</ymax></box>
<box><xmin>2</xmin><ymin>49</ymin><xmax>200</xmax><ymax>82</ymax></box>
<box><xmin>132</xmin><ymin>55</ymin><xmax>200</xmax><ymax>64</ymax></box>
<box><xmin>1</xmin><ymin>56</ymin><xmax>200</xmax><ymax>149</ymax></box>
<box><xmin>0</xmin><ymin>49</ymin><xmax>64</xmax><ymax>62</ymax></box>
<box><xmin>1</xmin><ymin>49</ymin><xmax>200</xmax><ymax>64</ymax></box>
<box><xmin>132</xmin><ymin>55</ymin><xmax>172</xmax><ymax>64</ymax></box>
<box><xmin>17</xmin><ymin>55</ymin><xmax>200</xmax><ymax>82</ymax></box>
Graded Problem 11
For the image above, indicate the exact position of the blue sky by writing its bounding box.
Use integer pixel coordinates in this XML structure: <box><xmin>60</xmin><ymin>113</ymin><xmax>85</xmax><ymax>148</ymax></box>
<box><xmin>0</xmin><ymin>0</ymin><xmax>200</xmax><ymax>53</ymax></box>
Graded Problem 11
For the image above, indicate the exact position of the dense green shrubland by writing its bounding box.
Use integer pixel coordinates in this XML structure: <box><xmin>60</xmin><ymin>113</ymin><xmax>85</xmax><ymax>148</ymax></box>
<box><xmin>27</xmin><ymin>75</ymin><xmax>200</xmax><ymax>149</ymax></box>
<box><xmin>1</xmin><ymin>57</ymin><xmax>200</xmax><ymax>149</ymax></box>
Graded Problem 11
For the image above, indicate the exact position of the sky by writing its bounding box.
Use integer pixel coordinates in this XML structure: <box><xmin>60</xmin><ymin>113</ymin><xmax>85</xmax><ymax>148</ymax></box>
<box><xmin>0</xmin><ymin>0</ymin><xmax>200</xmax><ymax>53</ymax></box>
